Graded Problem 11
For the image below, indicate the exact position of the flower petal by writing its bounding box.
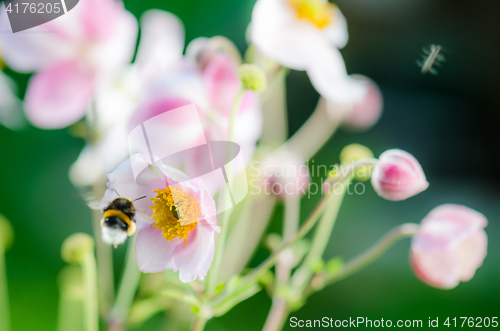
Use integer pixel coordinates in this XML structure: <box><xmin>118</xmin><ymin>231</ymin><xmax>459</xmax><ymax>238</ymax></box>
<box><xmin>135</xmin><ymin>10</ymin><xmax>184</xmax><ymax>69</ymax></box>
<box><xmin>25</xmin><ymin>60</ymin><xmax>94</xmax><ymax>128</ymax></box>
<box><xmin>203</xmin><ymin>53</ymin><xmax>241</xmax><ymax>117</ymax></box>
<box><xmin>306</xmin><ymin>46</ymin><xmax>367</xmax><ymax>104</ymax></box>
<box><xmin>321</xmin><ymin>6</ymin><xmax>348</xmax><ymax>48</ymax></box>
<box><xmin>136</xmin><ymin>225</ymin><xmax>180</xmax><ymax>273</ymax></box>
<box><xmin>100</xmin><ymin>155</ymin><xmax>156</xmax><ymax>223</ymax></box>
<box><xmin>172</xmin><ymin>225</ymin><xmax>215</xmax><ymax>283</ymax></box>
<box><xmin>251</xmin><ymin>0</ymin><xmax>325</xmax><ymax>69</ymax></box>
<box><xmin>0</xmin><ymin>7</ymin><xmax>74</xmax><ymax>72</ymax></box>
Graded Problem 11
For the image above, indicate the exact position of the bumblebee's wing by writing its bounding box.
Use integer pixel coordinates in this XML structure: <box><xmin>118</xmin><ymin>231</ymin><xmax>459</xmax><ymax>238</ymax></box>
<box><xmin>75</xmin><ymin>186</ymin><xmax>101</xmax><ymax>210</ymax></box>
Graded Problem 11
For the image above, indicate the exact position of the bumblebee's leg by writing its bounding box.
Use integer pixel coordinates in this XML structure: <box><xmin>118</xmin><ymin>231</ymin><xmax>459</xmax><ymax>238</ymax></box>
<box><xmin>127</xmin><ymin>221</ymin><xmax>137</xmax><ymax>237</ymax></box>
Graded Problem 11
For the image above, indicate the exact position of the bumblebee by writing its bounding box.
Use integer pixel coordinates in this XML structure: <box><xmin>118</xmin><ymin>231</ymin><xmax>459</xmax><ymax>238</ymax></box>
<box><xmin>101</xmin><ymin>197</ymin><xmax>138</xmax><ymax>248</ymax></box>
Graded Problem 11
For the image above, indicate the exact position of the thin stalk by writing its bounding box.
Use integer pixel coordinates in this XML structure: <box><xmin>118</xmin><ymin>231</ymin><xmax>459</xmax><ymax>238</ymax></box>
<box><xmin>291</xmin><ymin>177</ymin><xmax>351</xmax><ymax>292</ymax></box>
<box><xmin>262</xmin><ymin>298</ymin><xmax>288</xmax><ymax>331</ymax></box>
<box><xmin>262</xmin><ymin>196</ymin><xmax>299</xmax><ymax>331</ymax></box>
<box><xmin>228</xmin><ymin>88</ymin><xmax>245</xmax><ymax>145</ymax></box>
<box><xmin>206</xmin><ymin>88</ymin><xmax>244</xmax><ymax>294</ymax></box>
<box><xmin>317</xmin><ymin>223</ymin><xmax>419</xmax><ymax>288</ymax></box>
<box><xmin>82</xmin><ymin>252</ymin><xmax>99</xmax><ymax>331</ymax></box>
<box><xmin>260</xmin><ymin>66</ymin><xmax>289</xmax><ymax>145</ymax></box>
<box><xmin>88</xmin><ymin>99</ymin><xmax>114</xmax><ymax>316</ymax></box>
<box><xmin>0</xmin><ymin>245</ymin><xmax>9</xmax><ymax>331</ymax></box>
<box><xmin>279</xmin><ymin>98</ymin><xmax>345</xmax><ymax>161</ymax></box>
<box><xmin>92</xmin><ymin>196</ymin><xmax>115</xmax><ymax>316</ymax></box>
<box><xmin>210</xmin><ymin>159</ymin><xmax>378</xmax><ymax>308</ymax></box>
<box><xmin>108</xmin><ymin>235</ymin><xmax>141</xmax><ymax>331</ymax></box>
<box><xmin>190</xmin><ymin>316</ymin><xmax>208</xmax><ymax>331</ymax></box>
<box><xmin>57</xmin><ymin>266</ymin><xmax>84</xmax><ymax>331</ymax></box>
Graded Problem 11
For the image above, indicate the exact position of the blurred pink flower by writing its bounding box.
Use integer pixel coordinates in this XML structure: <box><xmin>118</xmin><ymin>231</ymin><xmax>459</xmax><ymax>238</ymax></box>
<box><xmin>129</xmin><ymin>52</ymin><xmax>263</xmax><ymax>174</ymax></box>
<box><xmin>371</xmin><ymin>149</ymin><xmax>429</xmax><ymax>201</ymax></box>
<box><xmin>411</xmin><ymin>204</ymin><xmax>488</xmax><ymax>289</ymax></box>
<box><xmin>0</xmin><ymin>0</ymin><xmax>138</xmax><ymax>128</ymax></box>
<box><xmin>260</xmin><ymin>151</ymin><xmax>310</xmax><ymax>199</ymax></box>
<box><xmin>100</xmin><ymin>154</ymin><xmax>219</xmax><ymax>283</ymax></box>
<box><xmin>339</xmin><ymin>75</ymin><xmax>383</xmax><ymax>131</ymax></box>
<box><xmin>251</xmin><ymin>0</ymin><xmax>367</xmax><ymax>104</ymax></box>
<box><xmin>69</xmin><ymin>9</ymin><xmax>181</xmax><ymax>186</ymax></box>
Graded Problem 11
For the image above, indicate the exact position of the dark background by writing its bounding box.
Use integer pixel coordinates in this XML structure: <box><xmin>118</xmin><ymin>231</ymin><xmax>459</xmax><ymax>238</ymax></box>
<box><xmin>0</xmin><ymin>0</ymin><xmax>499</xmax><ymax>329</ymax></box>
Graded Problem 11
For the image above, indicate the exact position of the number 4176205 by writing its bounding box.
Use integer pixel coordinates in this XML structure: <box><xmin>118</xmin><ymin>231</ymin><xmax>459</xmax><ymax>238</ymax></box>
<box><xmin>444</xmin><ymin>317</ymin><xmax>498</xmax><ymax>328</ymax></box>
<box><xmin>5</xmin><ymin>2</ymin><xmax>61</xmax><ymax>14</ymax></box>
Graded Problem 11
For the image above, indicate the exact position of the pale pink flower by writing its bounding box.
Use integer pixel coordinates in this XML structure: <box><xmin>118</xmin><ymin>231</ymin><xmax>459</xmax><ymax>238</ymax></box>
<box><xmin>251</xmin><ymin>0</ymin><xmax>367</xmax><ymax>104</ymax></box>
<box><xmin>0</xmin><ymin>0</ymin><xmax>138</xmax><ymax>128</ymax></box>
<box><xmin>129</xmin><ymin>52</ymin><xmax>263</xmax><ymax>175</ymax></box>
<box><xmin>100</xmin><ymin>154</ymin><xmax>219</xmax><ymax>283</ymax></box>
<box><xmin>339</xmin><ymin>75</ymin><xmax>383</xmax><ymax>131</ymax></box>
<box><xmin>260</xmin><ymin>151</ymin><xmax>310</xmax><ymax>199</ymax></box>
<box><xmin>371</xmin><ymin>149</ymin><xmax>429</xmax><ymax>201</ymax></box>
<box><xmin>411</xmin><ymin>204</ymin><xmax>488</xmax><ymax>289</ymax></box>
<box><xmin>69</xmin><ymin>9</ymin><xmax>181</xmax><ymax>186</ymax></box>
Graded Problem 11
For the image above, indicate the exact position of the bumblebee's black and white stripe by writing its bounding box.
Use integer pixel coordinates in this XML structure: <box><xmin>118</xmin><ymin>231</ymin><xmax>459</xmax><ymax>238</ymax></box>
<box><xmin>417</xmin><ymin>44</ymin><xmax>445</xmax><ymax>75</ymax></box>
<box><xmin>101</xmin><ymin>198</ymin><xmax>137</xmax><ymax>248</ymax></box>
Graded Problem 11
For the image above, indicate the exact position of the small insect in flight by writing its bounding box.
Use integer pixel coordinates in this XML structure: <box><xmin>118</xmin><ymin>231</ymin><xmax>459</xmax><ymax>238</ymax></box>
<box><xmin>100</xmin><ymin>190</ymin><xmax>147</xmax><ymax>248</ymax></box>
<box><xmin>417</xmin><ymin>44</ymin><xmax>445</xmax><ymax>75</ymax></box>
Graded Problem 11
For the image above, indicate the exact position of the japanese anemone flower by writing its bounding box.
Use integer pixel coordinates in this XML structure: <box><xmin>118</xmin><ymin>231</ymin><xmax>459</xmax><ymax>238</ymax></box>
<box><xmin>0</xmin><ymin>0</ymin><xmax>138</xmax><ymax>128</ymax></box>
<box><xmin>100</xmin><ymin>154</ymin><xmax>219</xmax><ymax>283</ymax></box>
<box><xmin>411</xmin><ymin>204</ymin><xmax>488</xmax><ymax>289</ymax></box>
<box><xmin>251</xmin><ymin>0</ymin><xmax>367</xmax><ymax>104</ymax></box>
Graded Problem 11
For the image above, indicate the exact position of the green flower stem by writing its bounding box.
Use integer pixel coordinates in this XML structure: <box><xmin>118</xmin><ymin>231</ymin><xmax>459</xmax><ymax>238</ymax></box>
<box><xmin>260</xmin><ymin>66</ymin><xmax>289</xmax><ymax>145</ymax></box>
<box><xmin>57</xmin><ymin>266</ymin><xmax>85</xmax><ymax>331</ymax></box>
<box><xmin>262</xmin><ymin>298</ymin><xmax>288</xmax><ymax>331</ymax></box>
<box><xmin>85</xmin><ymin>102</ymin><xmax>115</xmax><ymax>316</ymax></box>
<box><xmin>291</xmin><ymin>177</ymin><xmax>351</xmax><ymax>293</ymax></box>
<box><xmin>279</xmin><ymin>98</ymin><xmax>343</xmax><ymax>161</ymax></box>
<box><xmin>206</xmin><ymin>87</ymin><xmax>245</xmax><ymax>295</ymax></box>
<box><xmin>210</xmin><ymin>159</ymin><xmax>377</xmax><ymax>309</ymax></box>
<box><xmin>228</xmin><ymin>88</ymin><xmax>245</xmax><ymax>145</ymax></box>
<box><xmin>190</xmin><ymin>316</ymin><xmax>208</xmax><ymax>331</ymax></box>
<box><xmin>109</xmin><ymin>235</ymin><xmax>141</xmax><ymax>331</ymax></box>
<box><xmin>0</xmin><ymin>244</ymin><xmax>10</xmax><ymax>331</ymax></box>
<box><xmin>81</xmin><ymin>251</ymin><xmax>99</xmax><ymax>331</ymax></box>
<box><xmin>308</xmin><ymin>223</ymin><xmax>419</xmax><ymax>293</ymax></box>
<box><xmin>90</xmin><ymin>171</ymin><xmax>115</xmax><ymax>318</ymax></box>
<box><xmin>262</xmin><ymin>196</ymin><xmax>300</xmax><ymax>331</ymax></box>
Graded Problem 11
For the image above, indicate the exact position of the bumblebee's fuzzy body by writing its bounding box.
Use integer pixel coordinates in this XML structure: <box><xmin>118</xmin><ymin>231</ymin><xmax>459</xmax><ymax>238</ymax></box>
<box><xmin>101</xmin><ymin>198</ymin><xmax>137</xmax><ymax>248</ymax></box>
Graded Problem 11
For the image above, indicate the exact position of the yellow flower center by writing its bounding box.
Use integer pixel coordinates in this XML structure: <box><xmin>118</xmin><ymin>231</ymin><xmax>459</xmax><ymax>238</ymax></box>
<box><xmin>150</xmin><ymin>185</ymin><xmax>201</xmax><ymax>244</ymax></box>
<box><xmin>288</xmin><ymin>0</ymin><xmax>336</xmax><ymax>29</ymax></box>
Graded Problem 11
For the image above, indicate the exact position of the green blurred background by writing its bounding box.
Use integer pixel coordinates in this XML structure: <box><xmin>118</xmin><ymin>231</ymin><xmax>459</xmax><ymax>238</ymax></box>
<box><xmin>1</xmin><ymin>0</ymin><xmax>499</xmax><ymax>330</ymax></box>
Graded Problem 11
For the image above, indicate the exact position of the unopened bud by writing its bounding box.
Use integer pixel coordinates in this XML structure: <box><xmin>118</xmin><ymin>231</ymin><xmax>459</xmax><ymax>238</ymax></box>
<box><xmin>238</xmin><ymin>64</ymin><xmax>267</xmax><ymax>92</ymax></box>
<box><xmin>61</xmin><ymin>233</ymin><xmax>95</xmax><ymax>264</ymax></box>
<box><xmin>340</xmin><ymin>144</ymin><xmax>374</xmax><ymax>182</ymax></box>
<box><xmin>0</xmin><ymin>214</ymin><xmax>14</xmax><ymax>251</ymax></box>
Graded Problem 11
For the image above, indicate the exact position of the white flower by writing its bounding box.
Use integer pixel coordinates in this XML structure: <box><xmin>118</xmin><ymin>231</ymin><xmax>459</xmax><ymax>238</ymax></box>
<box><xmin>251</xmin><ymin>0</ymin><xmax>366</xmax><ymax>104</ymax></box>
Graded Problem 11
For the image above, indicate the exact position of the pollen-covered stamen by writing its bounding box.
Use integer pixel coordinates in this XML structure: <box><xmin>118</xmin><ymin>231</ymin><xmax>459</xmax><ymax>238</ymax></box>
<box><xmin>150</xmin><ymin>186</ymin><xmax>201</xmax><ymax>244</ymax></box>
<box><xmin>288</xmin><ymin>0</ymin><xmax>335</xmax><ymax>29</ymax></box>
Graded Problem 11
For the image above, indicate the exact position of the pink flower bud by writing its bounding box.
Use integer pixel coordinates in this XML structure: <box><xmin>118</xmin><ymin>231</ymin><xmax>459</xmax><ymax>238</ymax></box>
<box><xmin>371</xmin><ymin>149</ymin><xmax>428</xmax><ymax>201</ymax></box>
<box><xmin>261</xmin><ymin>151</ymin><xmax>310</xmax><ymax>200</ymax></box>
<box><xmin>411</xmin><ymin>204</ymin><xmax>488</xmax><ymax>289</ymax></box>
<box><xmin>341</xmin><ymin>75</ymin><xmax>383</xmax><ymax>131</ymax></box>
